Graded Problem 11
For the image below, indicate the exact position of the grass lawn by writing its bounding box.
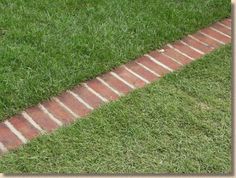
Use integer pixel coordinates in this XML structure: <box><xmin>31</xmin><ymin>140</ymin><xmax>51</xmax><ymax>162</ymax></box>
<box><xmin>0</xmin><ymin>45</ymin><xmax>231</xmax><ymax>174</ymax></box>
<box><xmin>0</xmin><ymin>0</ymin><xmax>231</xmax><ymax>122</ymax></box>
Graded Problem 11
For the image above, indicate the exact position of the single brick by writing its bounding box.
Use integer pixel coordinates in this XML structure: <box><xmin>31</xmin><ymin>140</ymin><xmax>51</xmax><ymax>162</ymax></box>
<box><xmin>41</xmin><ymin>99</ymin><xmax>75</xmax><ymax>124</ymax></box>
<box><xmin>221</xmin><ymin>19</ymin><xmax>231</xmax><ymax>28</ymax></box>
<box><xmin>0</xmin><ymin>123</ymin><xmax>22</xmax><ymax>150</ymax></box>
<box><xmin>182</xmin><ymin>36</ymin><xmax>213</xmax><ymax>54</ymax></box>
<box><xmin>72</xmin><ymin>85</ymin><xmax>103</xmax><ymax>109</ymax></box>
<box><xmin>57</xmin><ymin>92</ymin><xmax>91</xmax><ymax>117</ymax></box>
<box><xmin>26</xmin><ymin>106</ymin><xmax>59</xmax><ymax>132</ymax></box>
<box><xmin>171</xmin><ymin>41</ymin><xmax>203</xmax><ymax>59</ymax></box>
<box><xmin>162</xmin><ymin>46</ymin><xmax>192</xmax><ymax>65</ymax></box>
<box><xmin>191</xmin><ymin>32</ymin><xmax>221</xmax><ymax>48</ymax></box>
<box><xmin>8</xmin><ymin>115</ymin><xmax>40</xmax><ymax>140</ymax></box>
<box><xmin>125</xmin><ymin>61</ymin><xmax>158</xmax><ymax>82</ymax></box>
<box><xmin>200</xmin><ymin>28</ymin><xmax>231</xmax><ymax>44</ymax></box>
<box><xmin>113</xmin><ymin>65</ymin><xmax>146</xmax><ymax>88</ymax></box>
<box><xmin>86</xmin><ymin>79</ymin><xmax>119</xmax><ymax>101</ymax></box>
<box><xmin>149</xmin><ymin>50</ymin><xmax>182</xmax><ymax>70</ymax></box>
<box><xmin>212</xmin><ymin>23</ymin><xmax>231</xmax><ymax>36</ymax></box>
<box><xmin>136</xmin><ymin>56</ymin><xmax>170</xmax><ymax>76</ymax></box>
<box><xmin>100</xmin><ymin>72</ymin><xmax>132</xmax><ymax>94</ymax></box>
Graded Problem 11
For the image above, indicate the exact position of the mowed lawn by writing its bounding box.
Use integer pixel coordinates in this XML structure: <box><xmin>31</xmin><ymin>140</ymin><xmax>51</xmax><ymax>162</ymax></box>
<box><xmin>0</xmin><ymin>0</ymin><xmax>231</xmax><ymax>122</ymax></box>
<box><xmin>0</xmin><ymin>45</ymin><xmax>231</xmax><ymax>174</ymax></box>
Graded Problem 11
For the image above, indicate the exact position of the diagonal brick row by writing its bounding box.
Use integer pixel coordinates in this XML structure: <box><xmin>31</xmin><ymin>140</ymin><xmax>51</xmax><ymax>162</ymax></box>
<box><xmin>0</xmin><ymin>18</ymin><xmax>232</xmax><ymax>155</ymax></box>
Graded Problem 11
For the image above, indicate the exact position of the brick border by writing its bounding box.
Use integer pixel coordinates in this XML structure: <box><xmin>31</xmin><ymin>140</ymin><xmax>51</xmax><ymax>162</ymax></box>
<box><xmin>0</xmin><ymin>18</ymin><xmax>231</xmax><ymax>155</ymax></box>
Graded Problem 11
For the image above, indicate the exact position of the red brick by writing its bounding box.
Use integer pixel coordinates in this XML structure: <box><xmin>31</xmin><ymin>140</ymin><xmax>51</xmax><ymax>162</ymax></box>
<box><xmin>125</xmin><ymin>61</ymin><xmax>158</xmax><ymax>82</ymax></box>
<box><xmin>86</xmin><ymin>79</ymin><xmax>119</xmax><ymax>101</ymax></box>
<box><xmin>162</xmin><ymin>46</ymin><xmax>192</xmax><ymax>65</ymax></box>
<box><xmin>8</xmin><ymin>115</ymin><xmax>40</xmax><ymax>140</ymax></box>
<box><xmin>149</xmin><ymin>50</ymin><xmax>182</xmax><ymax>70</ymax></box>
<box><xmin>57</xmin><ymin>92</ymin><xmax>91</xmax><ymax>117</ymax></box>
<box><xmin>100</xmin><ymin>73</ymin><xmax>132</xmax><ymax>94</ymax></box>
<box><xmin>136</xmin><ymin>56</ymin><xmax>170</xmax><ymax>76</ymax></box>
<box><xmin>26</xmin><ymin>106</ymin><xmax>59</xmax><ymax>132</ymax></box>
<box><xmin>212</xmin><ymin>23</ymin><xmax>231</xmax><ymax>36</ymax></box>
<box><xmin>221</xmin><ymin>19</ymin><xmax>231</xmax><ymax>28</ymax></box>
<box><xmin>41</xmin><ymin>100</ymin><xmax>75</xmax><ymax>124</ymax></box>
<box><xmin>182</xmin><ymin>36</ymin><xmax>213</xmax><ymax>54</ymax></box>
<box><xmin>113</xmin><ymin>65</ymin><xmax>146</xmax><ymax>88</ymax></box>
<box><xmin>191</xmin><ymin>32</ymin><xmax>221</xmax><ymax>48</ymax></box>
<box><xmin>171</xmin><ymin>41</ymin><xmax>203</xmax><ymax>59</ymax></box>
<box><xmin>226</xmin><ymin>19</ymin><xmax>231</xmax><ymax>24</ymax></box>
<box><xmin>72</xmin><ymin>85</ymin><xmax>103</xmax><ymax>109</ymax></box>
<box><xmin>200</xmin><ymin>28</ymin><xmax>231</xmax><ymax>44</ymax></box>
<box><xmin>0</xmin><ymin>123</ymin><xmax>22</xmax><ymax>150</ymax></box>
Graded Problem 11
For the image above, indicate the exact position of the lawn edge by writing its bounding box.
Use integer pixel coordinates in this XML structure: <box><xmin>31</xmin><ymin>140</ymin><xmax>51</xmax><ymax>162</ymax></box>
<box><xmin>0</xmin><ymin>17</ymin><xmax>232</xmax><ymax>155</ymax></box>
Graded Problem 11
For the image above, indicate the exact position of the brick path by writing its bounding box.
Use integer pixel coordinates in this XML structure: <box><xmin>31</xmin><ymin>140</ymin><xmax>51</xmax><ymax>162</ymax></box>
<box><xmin>0</xmin><ymin>18</ymin><xmax>231</xmax><ymax>155</ymax></box>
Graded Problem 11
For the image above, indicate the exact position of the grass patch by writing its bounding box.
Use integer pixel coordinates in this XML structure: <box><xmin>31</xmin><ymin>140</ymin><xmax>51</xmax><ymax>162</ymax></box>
<box><xmin>0</xmin><ymin>45</ymin><xmax>231</xmax><ymax>174</ymax></box>
<box><xmin>0</xmin><ymin>0</ymin><xmax>231</xmax><ymax>122</ymax></box>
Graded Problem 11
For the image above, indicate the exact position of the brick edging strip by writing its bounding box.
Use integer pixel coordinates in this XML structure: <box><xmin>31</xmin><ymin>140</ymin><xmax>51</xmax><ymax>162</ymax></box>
<box><xmin>0</xmin><ymin>18</ymin><xmax>232</xmax><ymax>155</ymax></box>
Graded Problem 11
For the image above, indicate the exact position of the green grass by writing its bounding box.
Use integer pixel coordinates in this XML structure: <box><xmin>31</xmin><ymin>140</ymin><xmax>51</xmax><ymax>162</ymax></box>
<box><xmin>0</xmin><ymin>45</ymin><xmax>231</xmax><ymax>174</ymax></box>
<box><xmin>0</xmin><ymin>0</ymin><xmax>231</xmax><ymax>122</ymax></box>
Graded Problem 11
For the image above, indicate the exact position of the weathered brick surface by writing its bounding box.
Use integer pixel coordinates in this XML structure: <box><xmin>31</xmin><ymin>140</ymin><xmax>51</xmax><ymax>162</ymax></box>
<box><xmin>0</xmin><ymin>123</ymin><xmax>22</xmax><ymax>150</ymax></box>
<box><xmin>221</xmin><ymin>19</ymin><xmax>231</xmax><ymax>27</ymax></box>
<box><xmin>162</xmin><ymin>46</ymin><xmax>192</xmax><ymax>65</ymax></box>
<box><xmin>57</xmin><ymin>92</ymin><xmax>91</xmax><ymax>117</ymax></box>
<box><xmin>200</xmin><ymin>28</ymin><xmax>231</xmax><ymax>44</ymax></box>
<box><xmin>41</xmin><ymin>100</ymin><xmax>75</xmax><ymax>124</ymax></box>
<box><xmin>149</xmin><ymin>50</ymin><xmax>182</xmax><ymax>69</ymax></box>
<box><xmin>26</xmin><ymin>107</ymin><xmax>59</xmax><ymax>132</ymax></box>
<box><xmin>86</xmin><ymin>79</ymin><xmax>119</xmax><ymax>101</ymax></box>
<box><xmin>125</xmin><ymin>61</ymin><xmax>158</xmax><ymax>82</ymax></box>
<box><xmin>171</xmin><ymin>41</ymin><xmax>203</xmax><ymax>59</ymax></box>
<box><xmin>100</xmin><ymin>73</ymin><xmax>133</xmax><ymax>94</ymax></box>
<box><xmin>212</xmin><ymin>23</ymin><xmax>231</xmax><ymax>36</ymax></box>
<box><xmin>113</xmin><ymin>66</ymin><xmax>146</xmax><ymax>88</ymax></box>
<box><xmin>191</xmin><ymin>32</ymin><xmax>221</xmax><ymax>48</ymax></box>
<box><xmin>136</xmin><ymin>56</ymin><xmax>170</xmax><ymax>76</ymax></box>
<box><xmin>9</xmin><ymin>115</ymin><xmax>40</xmax><ymax>140</ymax></box>
<box><xmin>72</xmin><ymin>85</ymin><xmax>103</xmax><ymax>109</ymax></box>
<box><xmin>181</xmin><ymin>36</ymin><xmax>213</xmax><ymax>54</ymax></box>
